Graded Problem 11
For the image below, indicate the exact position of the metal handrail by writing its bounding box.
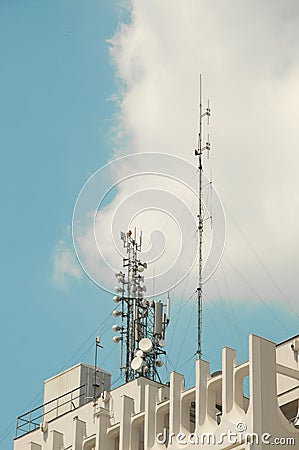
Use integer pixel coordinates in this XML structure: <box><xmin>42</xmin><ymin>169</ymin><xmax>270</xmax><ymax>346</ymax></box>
<box><xmin>16</xmin><ymin>384</ymin><xmax>86</xmax><ymax>438</ymax></box>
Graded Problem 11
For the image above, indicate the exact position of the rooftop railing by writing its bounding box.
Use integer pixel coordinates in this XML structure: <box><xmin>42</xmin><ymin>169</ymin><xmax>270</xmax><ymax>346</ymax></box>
<box><xmin>15</xmin><ymin>384</ymin><xmax>86</xmax><ymax>438</ymax></box>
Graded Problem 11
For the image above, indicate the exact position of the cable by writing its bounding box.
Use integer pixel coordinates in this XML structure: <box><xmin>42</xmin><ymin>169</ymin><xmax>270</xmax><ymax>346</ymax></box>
<box><xmin>174</xmin><ymin>299</ymin><xmax>197</xmax><ymax>369</ymax></box>
<box><xmin>165</xmin><ymin>354</ymin><xmax>176</xmax><ymax>372</ymax></box>
<box><xmin>57</xmin><ymin>312</ymin><xmax>113</xmax><ymax>373</ymax></box>
<box><xmin>203</xmin><ymin>291</ymin><xmax>248</xmax><ymax>338</ymax></box>
<box><xmin>168</xmin><ymin>289</ymin><xmax>197</xmax><ymax>352</ymax></box>
<box><xmin>0</xmin><ymin>389</ymin><xmax>44</xmax><ymax>443</ymax></box>
<box><xmin>0</xmin><ymin>311</ymin><xmax>115</xmax><ymax>444</ymax></box>
<box><xmin>211</xmin><ymin>273</ymin><xmax>238</xmax><ymax>347</ymax></box>
<box><xmin>224</xmin><ymin>255</ymin><xmax>292</xmax><ymax>334</ymax></box>
<box><xmin>177</xmin><ymin>352</ymin><xmax>197</xmax><ymax>372</ymax></box>
<box><xmin>220</xmin><ymin>261</ymin><xmax>243</xmax><ymax>350</ymax></box>
<box><xmin>225</xmin><ymin>206</ymin><xmax>299</xmax><ymax>321</ymax></box>
<box><xmin>201</xmin><ymin>352</ymin><xmax>221</xmax><ymax>369</ymax></box>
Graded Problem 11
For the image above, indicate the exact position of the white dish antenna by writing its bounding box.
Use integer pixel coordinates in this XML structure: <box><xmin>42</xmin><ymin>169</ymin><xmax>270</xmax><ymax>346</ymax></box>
<box><xmin>131</xmin><ymin>356</ymin><xmax>144</xmax><ymax>371</ymax></box>
<box><xmin>40</xmin><ymin>420</ymin><xmax>48</xmax><ymax>433</ymax></box>
<box><xmin>139</xmin><ymin>338</ymin><xmax>153</xmax><ymax>353</ymax></box>
<box><xmin>136</xmin><ymin>349</ymin><xmax>144</xmax><ymax>357</ymax></box>
<box><xmin>291</xmin><ymin>339</ymin><xmax>299</xmax><ymax>352</ymax></box>
<box><xmin>158</xmin><ymin>339</ymin><xmax>165</xmax><ymax>347</ymax></box>
<box><xmin>102</xmin><ymin>390</ymin><xmax>110</xmax><ymax>404</ymax></box>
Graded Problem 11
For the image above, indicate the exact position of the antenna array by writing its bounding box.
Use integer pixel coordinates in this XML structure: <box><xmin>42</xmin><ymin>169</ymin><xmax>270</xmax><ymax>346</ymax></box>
<box><xmin>112</xmin><ymin>229</ymin><xmax>170</xmax><ymax>383</ymax></box>
<box><xmin>194</xmin><ymin>75</ymin><xmax>211</xmax><ymax>359</ymax></box>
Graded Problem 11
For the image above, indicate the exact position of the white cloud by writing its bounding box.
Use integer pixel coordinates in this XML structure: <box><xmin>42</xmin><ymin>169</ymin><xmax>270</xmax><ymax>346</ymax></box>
<box><xmin>103</xmin><ymin>0</ymin><xmax>299</xmax><ymax>310</ymax></box>
<box><xmin>52</xmin><ymin>239</ymin><xmax>82</xmax><ymax>290</ymax></box>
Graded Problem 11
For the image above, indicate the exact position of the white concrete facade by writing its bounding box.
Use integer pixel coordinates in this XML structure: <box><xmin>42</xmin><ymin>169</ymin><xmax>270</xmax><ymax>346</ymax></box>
<box><xmin>14</xmin><ymin>334</ymin><xmax>299</xmax><ymax>449</ymax></box>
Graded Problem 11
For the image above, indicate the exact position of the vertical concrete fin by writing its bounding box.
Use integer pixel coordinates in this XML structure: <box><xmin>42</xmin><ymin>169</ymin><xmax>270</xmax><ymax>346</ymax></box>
<box><xmin>72</xmin><ymin>417</ymin><xmax>86</xmax><ymax>450</ymax></box>
<box><xmin>95</xmin><ymin>407</ymin><xmax>112</xmax><ymax>450</ymax></box>
<box><xmin>169</xmin><ymin>372</ymin><xmax>184</xmax><ymax>436</ymax></box>
<box><xmin>50</xmin><ymin>430</ymin><xmax>64</xmax><ymax>450</ymax></box>
<box><xmin>144</xmin><ymin>384</ymin><xmax>157</xmax><ymax>449</ymax></box>
<box><xmin>28</xmin><ymin>444</ymin><xmax>42</xmax><ymax>450</ymax></box>
<box><xmin>119</xmin><ymin>395</ymin><xmax>134</xmax><ymax>450</ymax></box>
<box><xmin>207</xmin><ymin>378</ymin><xmax>222</xmax><ymax>422</ymax></box>
<box><xmin>222</xmin><ymin>347</ymin><xmax>236</xmax><ymax>415</ymax></box>
<box><xmin>249</xmin><ymin>334</ymin><xmax>277</xmax><ymax>435</ymax></box>
<box><xmin>195</xmin><ymin>359</ymin><xmax>210</xmax><ymax>432</ymax></box>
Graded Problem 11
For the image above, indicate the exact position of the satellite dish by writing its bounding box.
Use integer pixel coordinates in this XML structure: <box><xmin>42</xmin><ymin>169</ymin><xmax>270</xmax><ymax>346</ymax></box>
<box><xmin>136</xmin><ymin>349</ymin><xmax>143</xmax><ymax>357</ymax></box>
<box><xmin>291</xmin><ymin>339</ymin><xmax>299</xmax><ymax>352</ymax></box>
<box><xmin>139</xmin><ymin>338</ymin><xmax>153</xmax><ymax>353</ymax></box>
<box><xmin>40</xmin><ymin>420</ymin><xmax>48</xmax><ymax>433</ymax></box>
<box><xmin>137</xmin><ymin>262</ymin><xmax>147</xmax><ymax>272</ymax></box>
<box><xmin>131</xmin><ymin>357</ymin><xmax>144</xmax><ymax>371</ymax></box>
<box><xmin>156</xmin><ymin>359</ymin><xmax>164</xmax><ymax>367</ymax></box>
<box><xmin>102</xmin><ymin>391</ymin><xmax>110</xmax><ymax>404</ymax></box>
<box><xmin>158</xmin><ymin>339</ymin><xmax>165</xmax><ymax>347</ymax></box>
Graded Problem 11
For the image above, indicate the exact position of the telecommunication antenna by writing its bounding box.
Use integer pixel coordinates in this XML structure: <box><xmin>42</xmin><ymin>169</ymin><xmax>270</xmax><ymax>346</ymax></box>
<box><xmin>93</xmin><ymin>336</ymin><xmax>103</xmax><ymax>400</ymax></box>
<box><xmin>112</xmin><ymin>229</ymin><xmax>170</xmax><ymax>383</ymax></box>
<box><xmin>194</xmin><ymin>74</ymin><xmax>211</xmax><ymax>359</ymax></box>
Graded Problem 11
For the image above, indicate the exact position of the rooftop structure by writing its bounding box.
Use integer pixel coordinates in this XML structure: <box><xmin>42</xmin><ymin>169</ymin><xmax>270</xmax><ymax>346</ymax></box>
<box><xmin>14</xmin><ymin>334</ymin><xmax>299</xmax><ymax>449</ymax></box>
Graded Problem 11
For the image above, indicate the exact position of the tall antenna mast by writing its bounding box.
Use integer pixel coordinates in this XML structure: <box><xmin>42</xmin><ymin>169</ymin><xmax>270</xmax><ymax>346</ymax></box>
<box><xmin>194</xmin><ymin>75</ymin><xmax>211</xmax><ymax>359</ymax></box>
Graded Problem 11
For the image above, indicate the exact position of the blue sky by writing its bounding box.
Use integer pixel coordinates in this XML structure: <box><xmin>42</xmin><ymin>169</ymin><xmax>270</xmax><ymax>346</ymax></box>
<box><xmin>0</xmin><ymin>1</ymin><xmax>122</xmax><ymax>447</ymax></box>
<box><xmin>1</xmin><ymin>1</ymin><xmax>299</xmax><ymax>449</ymax></box>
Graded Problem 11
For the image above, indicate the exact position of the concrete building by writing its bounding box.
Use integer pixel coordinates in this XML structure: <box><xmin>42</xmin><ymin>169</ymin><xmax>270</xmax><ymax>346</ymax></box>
<box><xmin>14</xmin><ymin>334</ymin><xmax>299</xmax><ymax>449</ymax></box>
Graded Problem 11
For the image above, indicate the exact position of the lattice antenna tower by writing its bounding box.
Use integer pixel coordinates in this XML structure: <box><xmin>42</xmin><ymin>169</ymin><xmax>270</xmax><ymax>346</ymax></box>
<box><xmin>194</xmin><ymin>75</ymin><xmax>211</xmax><ymax>359</ymax></box>
<box><xmin>112</xmin><ymin>228</ymin><xmax>170</xmax><ymax>383</ymax></box>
